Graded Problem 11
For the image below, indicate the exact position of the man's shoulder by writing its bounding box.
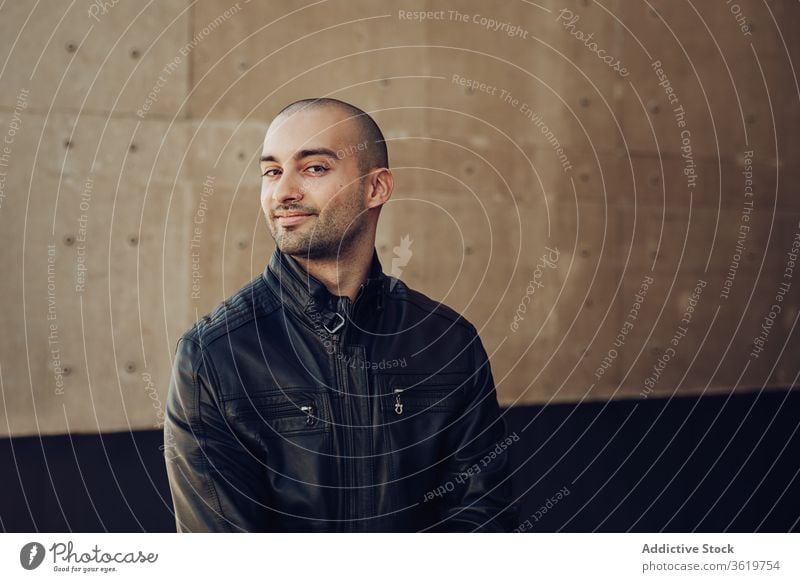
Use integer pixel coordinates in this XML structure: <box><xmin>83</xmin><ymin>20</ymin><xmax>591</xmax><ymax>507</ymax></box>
<box><xmin>385</xmin><ymin>275</ymin><xmax>477</xmax><ymax>337</ymax></box>
<box><xmin>181</xmin><ymin>272</ymin><xmax>280</xmax><ymax>348</ymax></box>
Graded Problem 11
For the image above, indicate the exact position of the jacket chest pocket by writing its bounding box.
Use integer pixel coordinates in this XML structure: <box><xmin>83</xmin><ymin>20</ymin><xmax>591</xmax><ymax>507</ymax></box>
<box><xmin>382</xmin><ymin>386</ymin><xmax>459</xmax><ymax>418</ymax></box>
<box><xmin>378</xmin><ymin>383</ymin><xmax>464</xmax><ymax>466</ymax></box>
<box><xmin>227</xmin><ymin>390</ymin><xmax>331</xmax><ymax>440</ymax></box>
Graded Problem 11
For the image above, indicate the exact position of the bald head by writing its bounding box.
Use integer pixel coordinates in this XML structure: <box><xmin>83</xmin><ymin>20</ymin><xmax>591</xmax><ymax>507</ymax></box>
<box><xmin>271</xmin><ymin>98</ymin><xmax>388</xmax><ymax>176</ymax></box>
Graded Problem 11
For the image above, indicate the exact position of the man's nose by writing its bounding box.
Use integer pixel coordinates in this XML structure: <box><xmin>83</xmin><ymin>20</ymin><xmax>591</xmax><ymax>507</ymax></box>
<box><xmin>273</xmin><ymin>171</ymin><xmax>302</xmax><ymax>205</ymax></box>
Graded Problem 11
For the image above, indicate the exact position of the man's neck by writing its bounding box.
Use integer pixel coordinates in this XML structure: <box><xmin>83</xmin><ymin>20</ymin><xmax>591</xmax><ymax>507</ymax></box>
<box><xmin>291</xmin><ymin>245</ymin><xmax>374</xmax><ymax>301</ymax></box>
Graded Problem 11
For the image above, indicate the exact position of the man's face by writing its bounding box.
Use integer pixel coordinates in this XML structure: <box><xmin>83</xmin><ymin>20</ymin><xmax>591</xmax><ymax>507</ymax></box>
<box><xmin>260</xmin><ymin>107</ymin><xmax>369</xmax><ymax>259</ymax></box>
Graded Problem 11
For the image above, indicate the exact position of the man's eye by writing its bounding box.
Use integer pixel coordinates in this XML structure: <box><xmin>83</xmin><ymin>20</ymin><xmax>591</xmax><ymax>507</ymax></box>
<box><xmin>262</xmin><ymin>168</ymin><xmax>280</xmax><ymax>177</ymax></box>
<box><xmin>307</xmin><ymin>165</ymin><xmax>328</xmax><ymax>174</ymax></box>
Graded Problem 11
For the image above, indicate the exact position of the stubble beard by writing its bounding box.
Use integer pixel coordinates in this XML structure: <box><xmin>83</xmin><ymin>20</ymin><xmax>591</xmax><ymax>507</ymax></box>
<box><xmin>269</xmin><ymin>182</ymin><xmax>369</xmax><ymax>261</ymax></box>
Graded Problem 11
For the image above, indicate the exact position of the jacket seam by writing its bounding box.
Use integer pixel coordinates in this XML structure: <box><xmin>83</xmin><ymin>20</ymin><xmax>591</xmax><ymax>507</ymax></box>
<box><xmin>199</xmin><ymin>289</ymin><xmax>281</xmax><ymax>348</ymax></box>
<box><xmin>187</xmin><ymin>337</ymin><xmax>230</xmax><ymax>533</ymax></box>
<box><xmin>391</xmin><ymin>295</ymin><xmax>474</xmax><ymax>334</ymax></box>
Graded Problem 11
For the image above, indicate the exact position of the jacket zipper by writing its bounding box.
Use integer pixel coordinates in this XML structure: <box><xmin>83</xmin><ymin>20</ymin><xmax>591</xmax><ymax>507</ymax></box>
<box><xmin>330</xmin><ymin>285</ymin><xmax>368</xmax><ymax>531</ymax></box>
<box><xmin>332</xmin><ymin>294</ymin><xmax>354</xmax><ymax>531</ymax></box>
<box><xmin>235</xmin><ymin>401</ymin><xmax>315</xmax><ymax>421</ymax></box>
<box><xmin>393</xmin><ymin>388</ymin><xmax>405</xmax><ymax>415</ymax></box>
<box><xmin>299</xmin><ymin>404</ymin><xmax>317</xmax><ymax>425</ymax></box>
<box><xmin>389</xmin><ymin>387</ymin><xmax>455</xmax><ymax>416</ymax></box>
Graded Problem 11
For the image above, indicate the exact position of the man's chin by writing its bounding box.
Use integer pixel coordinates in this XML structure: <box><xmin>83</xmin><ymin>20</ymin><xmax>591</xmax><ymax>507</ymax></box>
<box><xmin>280</xmin><ymin>242</ymin><xmax>352</xmax><ymax>262</ymax></box>
<box><xmin>274</xmin><ymin>237</ymin><xmax>325</xmax><ymax>258</ymax></box>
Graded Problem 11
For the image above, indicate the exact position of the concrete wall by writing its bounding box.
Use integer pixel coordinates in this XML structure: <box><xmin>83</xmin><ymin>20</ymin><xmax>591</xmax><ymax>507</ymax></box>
<box><xmin>0</xmin><ymin>0</ymin><xmax>798</xmax><ymax>436</ymax></box>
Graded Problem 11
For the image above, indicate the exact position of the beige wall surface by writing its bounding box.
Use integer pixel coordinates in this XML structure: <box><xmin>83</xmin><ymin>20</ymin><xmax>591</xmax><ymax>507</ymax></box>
<box><xmin>1</xmin><ymin>0</ymin><xmax>798</xmax><ymax>436</ymax></box>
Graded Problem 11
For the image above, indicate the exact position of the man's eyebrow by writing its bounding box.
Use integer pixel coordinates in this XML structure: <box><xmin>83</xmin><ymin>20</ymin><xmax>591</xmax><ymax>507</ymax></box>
<box><xmin>259</xmin><ymin>147</ymin><xmax>339</xmax><ymax>163</ymax></box>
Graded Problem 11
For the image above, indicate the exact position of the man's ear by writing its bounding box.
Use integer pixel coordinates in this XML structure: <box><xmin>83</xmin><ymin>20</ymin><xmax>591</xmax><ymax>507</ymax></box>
<box><xmin>365</xmin><ymin>168</ymin><xmax>393</xmax><ymax>210</ymax></box>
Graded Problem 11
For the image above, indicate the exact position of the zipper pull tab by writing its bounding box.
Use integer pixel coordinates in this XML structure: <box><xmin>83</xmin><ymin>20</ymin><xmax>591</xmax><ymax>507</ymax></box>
<box><xmin>393</xmin><ymin>388</ymin><xmax>404</xmax><ymax>415</ymax></box>
<box><xmin>323</xmin><ymin>312</ymin><xmax>345</xmax><ymax>335</ymax></box>
<box><xmin>300</xmin><ymin>405</ymin><xmax>316</xmax><ymax>425</ymax></box>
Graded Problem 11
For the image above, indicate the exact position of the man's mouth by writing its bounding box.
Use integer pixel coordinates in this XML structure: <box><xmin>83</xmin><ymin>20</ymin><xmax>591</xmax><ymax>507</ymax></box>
<box><xmin>274</xmin><ymin>211</ymin><xmax>315</xmax><ymax>226</ymax></box>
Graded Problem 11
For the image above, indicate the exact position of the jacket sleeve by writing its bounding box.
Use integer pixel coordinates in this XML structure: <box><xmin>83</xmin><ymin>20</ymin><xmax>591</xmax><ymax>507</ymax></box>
<box><xmin>434</xmin><ymin>331</ymin><xmax>520</xmax><ymax>532</ymax></box>
<box><xmin>164</xmin><ymin>336</ymin><xmax>269</xmax><ymax>532</ymax></box>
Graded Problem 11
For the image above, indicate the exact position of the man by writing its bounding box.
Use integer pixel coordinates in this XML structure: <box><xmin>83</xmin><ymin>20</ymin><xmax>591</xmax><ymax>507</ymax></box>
<box><xmin>164</xmin><ymin>97</ymin><xmax>517</xmax><ymax>532</ymax></box>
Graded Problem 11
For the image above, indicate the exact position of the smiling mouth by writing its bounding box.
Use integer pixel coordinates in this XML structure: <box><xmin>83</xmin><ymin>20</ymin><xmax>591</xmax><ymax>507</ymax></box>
<box><xmin>274</xmin><ymin>213</ymin><xmax>314</xmax><ymax>226</ymax></box>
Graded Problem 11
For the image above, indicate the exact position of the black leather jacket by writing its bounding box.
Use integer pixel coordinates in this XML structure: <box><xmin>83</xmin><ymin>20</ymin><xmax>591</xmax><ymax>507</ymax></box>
<box><xmin>164</xmin><ymin>246</ymin><xmax>517</xmax><ymax>532</ymax></box>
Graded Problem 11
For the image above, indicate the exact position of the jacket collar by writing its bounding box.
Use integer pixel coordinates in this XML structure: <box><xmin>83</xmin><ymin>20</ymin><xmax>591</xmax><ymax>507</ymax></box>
<box><xmin>262</xmin><ymin>246</ymin><xmax>387</xmax><ymax>335</ymax></box>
